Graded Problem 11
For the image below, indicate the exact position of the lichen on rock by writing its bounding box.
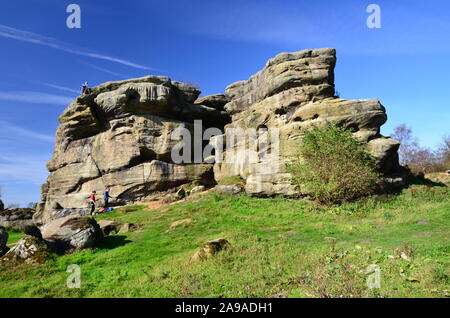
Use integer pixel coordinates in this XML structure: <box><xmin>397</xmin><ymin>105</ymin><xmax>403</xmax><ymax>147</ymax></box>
<box><xmin>0</xmin><ymin>236</ymin><xmax>52</xmax><ymax>266</ymax></box>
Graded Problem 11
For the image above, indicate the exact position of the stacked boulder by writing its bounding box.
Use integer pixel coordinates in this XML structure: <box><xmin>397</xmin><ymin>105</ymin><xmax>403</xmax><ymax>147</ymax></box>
<box><xmin>213</xmin><ymin>48</ymin><xmax>401</xmax><ymax>196</ymax></box>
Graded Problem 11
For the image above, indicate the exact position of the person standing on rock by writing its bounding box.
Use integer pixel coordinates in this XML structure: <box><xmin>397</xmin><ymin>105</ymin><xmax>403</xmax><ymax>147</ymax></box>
<box><xmin>88</xmin><ymin>191</ymin><xmax>97</xmax><ymax>215</ymax></box>
<box><xmin>103</xmin><ymin>186</ymin><xmax>114</xmax><ymax>208</ymax></box>
<box><xmin>81</xmin><ymin>82</ymin><xmax>89</xmax><ymax>95</ymax></box>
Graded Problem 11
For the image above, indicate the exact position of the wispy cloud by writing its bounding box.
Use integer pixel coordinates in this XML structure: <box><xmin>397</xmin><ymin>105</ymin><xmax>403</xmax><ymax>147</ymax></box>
<box><xmin>161</xmin><ymin>0</ymin><xmax>450</xmax><ymax>55</ymax></box>
<box><xmin>161</xmin><ymin>1</ymin><xmax>327</xmax><ymax>48</ymax></box>
<box><xmin>41</xmin><ymin>83</ymin><xmax>79</xmax><ymax>94</ymax></box>
<box><xmin>79</xmin><ymin>60</ymin><xmax>131</xmax><ymax>78</ymax></box>
<box><xmin>0</xmin><ymin>120</ymin><xmax>54</xmax><ymax>143</ymax></box>
<box><xmin>0</xmin><ymin>91</ymin><xmax>73</xmax><ymax>105</ymax></box>
<box><xmin>0</xmin><ymin>24</ymin><xmax>155</xmax><ymax>70</ymax></box>
<box><xmin>0</xmin><ymin>122</ymin><xmax>52</xmax><ymax>187</ymax></box>
<box><xmin>0</xmin><ymin>155</ymin><xmax>49</xmax><ymax>185</ymax></box>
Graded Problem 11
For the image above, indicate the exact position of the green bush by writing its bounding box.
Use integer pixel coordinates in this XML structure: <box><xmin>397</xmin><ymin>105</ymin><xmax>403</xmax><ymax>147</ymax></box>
<box><xmin>287</xmin><ymin>124</ymin><xmax>382</xmax><ymax>204</ymax></box>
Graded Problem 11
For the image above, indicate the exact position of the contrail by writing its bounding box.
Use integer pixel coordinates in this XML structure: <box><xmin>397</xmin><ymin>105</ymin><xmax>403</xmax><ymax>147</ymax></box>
<box><xmin>0</xmin><ymin>24</ymin><xmax>155</xmax><ymax>71</ymax></box>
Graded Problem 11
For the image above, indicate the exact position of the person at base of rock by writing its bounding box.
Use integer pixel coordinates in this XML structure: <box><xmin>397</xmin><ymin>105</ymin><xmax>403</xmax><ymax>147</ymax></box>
<box><xmin>80</xmin><ymin>82</ymin><xmax>90</xmax><ymax>95</ymax></box>
<box><xmin>88</xmin><ymin>190</ymin><xmax>97</xmax><ymax>215</ymax></box>
<box><xmin>103</xmin><ymin>186</ymin><xmax>115</xmax><ymax>208</ymax></box>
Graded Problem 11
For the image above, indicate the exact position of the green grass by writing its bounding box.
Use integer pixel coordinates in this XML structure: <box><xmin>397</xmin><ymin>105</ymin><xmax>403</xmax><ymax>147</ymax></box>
<box><xmin>218</xmin><ymin>176</ymin><xmax>245</xmax><ymax>185</ymax></box>
<box><xmin>4</xmin><ymin>230</ymin><xmax>25</xmax><ymax>245</ymax></box>
<box><xmin>0</xmin><ymin>185</ymin><xmax>449</xmax><ymax>298</ymax></box>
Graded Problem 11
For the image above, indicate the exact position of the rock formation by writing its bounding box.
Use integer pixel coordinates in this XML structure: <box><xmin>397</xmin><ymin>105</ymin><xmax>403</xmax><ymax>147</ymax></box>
<box><xmin>34</xmin><ymin>76</ymin><xmax>229</xmax><ymax>225</ymax></box>
<box><xmin>213</xmin><ymin>48</ymin><xmax>401</xmax><ymax>196</ymax></box>
<box><xmin>36</xmin><ymin>48</ymin><xmax>401</xmax><ymax>224</ymax></box>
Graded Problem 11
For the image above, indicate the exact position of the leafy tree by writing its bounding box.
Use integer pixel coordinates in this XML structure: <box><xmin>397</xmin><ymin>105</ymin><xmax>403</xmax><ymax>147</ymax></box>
<box><xmin>287</xmin><ymin>124</ymin><xmax>382</xmax><ymax>205</ymax></box>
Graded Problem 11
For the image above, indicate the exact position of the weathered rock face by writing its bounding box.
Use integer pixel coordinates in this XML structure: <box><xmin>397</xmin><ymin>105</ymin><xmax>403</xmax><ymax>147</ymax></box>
<box><xmin>35</xmin><ymin>76</ymin><xmax>229</xmax><ymax>225</ymax></box>
<box><xmin>40</xmin><ymin>216</ymin><xmax>103</xmax><ymax>254</ymax></box>
<box><xmin>0</xmin><ymin>208</ymin><xmax>35</xmax><ymax>231</ymax></box>
<box><xmin>213</xmin><ymin>48</ymin><xmax>401</xmax><ymax>196</ymax></box>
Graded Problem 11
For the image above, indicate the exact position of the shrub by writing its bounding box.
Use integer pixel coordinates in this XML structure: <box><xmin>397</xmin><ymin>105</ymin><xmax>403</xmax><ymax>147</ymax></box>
<box><xmin>287</xmin><ymin>124</ymin><xmax>382</xmax><ymax>204</ymax></box>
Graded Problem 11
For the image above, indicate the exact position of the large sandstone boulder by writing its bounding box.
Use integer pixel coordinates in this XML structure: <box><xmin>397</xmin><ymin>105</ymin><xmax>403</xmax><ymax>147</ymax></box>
<box><xmin>0</xmin><ymin>208</ymin><xmax>35</xmax><ymax>231</ymax></box>
<box><xmin>35</xmin><ymin>76</ymin><xmax>230</xmax><ymax>225</ymax></box>
<box><xmin>212</xmin><ymin>48</ymin><xmax>402</xmax><ymax>196</ymax></box>
<box><xmin>41</xmin><ymin>216</ymin><xmax>103</xmax><ymax>254</ymax></box>
<box><xmin>0</xmin><ymin>236</ymin><xmax>51</xmax><ymax>266</ymax></box>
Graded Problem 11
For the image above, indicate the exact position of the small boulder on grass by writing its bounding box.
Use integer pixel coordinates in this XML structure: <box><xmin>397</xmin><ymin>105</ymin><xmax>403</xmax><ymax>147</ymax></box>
<box><xmin>0</xmin><ymin>236</ymin><xmax>51</xmax><ymax>266</ymax></box>
<box><xmin>191</xmin><ymin>238</ymin><xmax>230</xmax><ymax>262</ymax></box>
<box><xmin>41</xmin><ymin>216</ymin><xmax>103</xmax><ymax>254</ymax></box>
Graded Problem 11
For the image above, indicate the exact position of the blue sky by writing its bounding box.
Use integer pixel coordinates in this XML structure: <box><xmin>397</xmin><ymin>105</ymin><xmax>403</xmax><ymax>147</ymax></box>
<box><xmin>0</xmin><ymin>0</ymin><xmax>449</xmax><ymax>206</ymax></box>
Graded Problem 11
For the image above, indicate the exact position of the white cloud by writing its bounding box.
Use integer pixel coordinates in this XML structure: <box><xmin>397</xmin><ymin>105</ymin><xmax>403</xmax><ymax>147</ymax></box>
<box><xmin>0</xmin><ymin>91</ymin><xmax>73</xmax><ymax>106</ymax></box>
<box><xmin>41</xmin><ymin>83</ymin><xmax>79</xmax><ymax>94</ymax></box>
<box><xmin>0</xmin><ymin>123</ymin><xmax>52</xmax><ymax>187</ymax></box>
<box><xmin>79</xmin><ymin>60</ymin><xmax>131</xmax><ymax>78</ymax></box>
<box><xmin>0</xmin><ymin>157</ymin><xmax>49</xmax><ymax>185</ymax></box>
<box><xmin>0</xmin><ymin>24</ymin><xmax>155</xmax><ymax>71</ymax></box>
<box><xmin>0</xmin><ymin>120</ymin><xmax>54</xmax><ymax>143</ymax></box>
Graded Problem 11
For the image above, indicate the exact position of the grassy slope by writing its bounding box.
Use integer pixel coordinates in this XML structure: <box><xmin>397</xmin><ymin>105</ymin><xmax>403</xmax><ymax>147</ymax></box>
<box><xmin>5</xmin><ymin>230</ymin><xmax>25</xmax><ymax>245</ymax></box>
<box><xmin>0</xmin><ymin>185</ymin><xmax>448</xmax><ymax>298</ymax></box>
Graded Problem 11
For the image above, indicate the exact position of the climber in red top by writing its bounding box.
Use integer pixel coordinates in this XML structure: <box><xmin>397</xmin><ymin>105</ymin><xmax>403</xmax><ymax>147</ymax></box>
<box><xmin>88</xmin><ymin>190</ymin><xmax>96</xmax><ymax>215</ymax></box>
